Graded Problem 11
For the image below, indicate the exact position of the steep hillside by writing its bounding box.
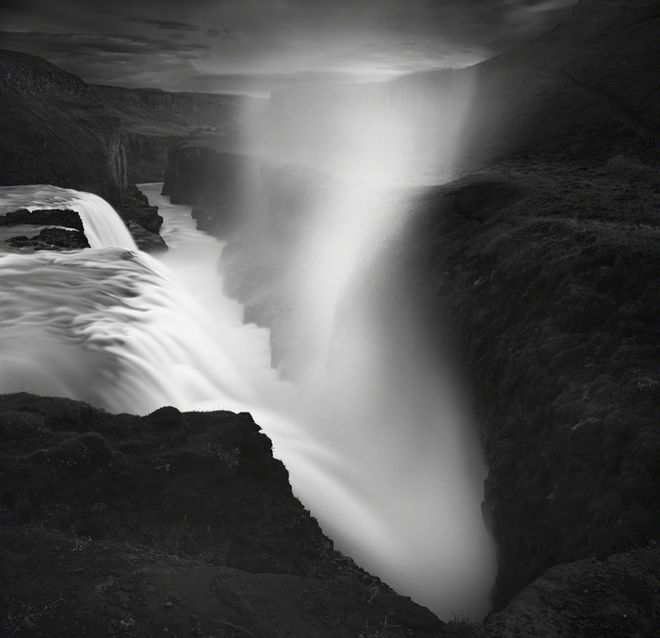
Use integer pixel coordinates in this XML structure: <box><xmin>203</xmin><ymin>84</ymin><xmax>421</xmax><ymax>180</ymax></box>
<box><xmin>0</xmin><ymin>50</ymin><xmax>127</xmax><ymax>204</ymax></box>
<box><xmin>398</xmin><ymin>158</ymin><xmax>660</xmax><ymax>607</ymax></box>
<box><xmin>0</xmin><ymin>49</ymin><xmax>254</xmax><ymax>193</ymax></box>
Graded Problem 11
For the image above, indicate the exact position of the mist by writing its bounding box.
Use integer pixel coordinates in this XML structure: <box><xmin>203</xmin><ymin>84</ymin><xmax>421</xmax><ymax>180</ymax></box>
<box><xmin>219</xmin><ymin>74</ymin><xmax>497</xmax><ymax>617</ymax></box>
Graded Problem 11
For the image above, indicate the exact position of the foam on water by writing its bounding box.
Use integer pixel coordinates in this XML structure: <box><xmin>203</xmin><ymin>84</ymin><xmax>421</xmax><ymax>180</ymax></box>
<box><xmin>0</xmin><ymin>183</ymin><xmax>495</xmax><ymax>620</ymax></box>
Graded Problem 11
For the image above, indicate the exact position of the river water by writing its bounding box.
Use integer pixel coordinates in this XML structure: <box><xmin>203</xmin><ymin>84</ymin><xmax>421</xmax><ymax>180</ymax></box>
<box><xmin>0</xmin><ymin>182</ymin><xmax>495</xmax><ymax>619</ymax></box>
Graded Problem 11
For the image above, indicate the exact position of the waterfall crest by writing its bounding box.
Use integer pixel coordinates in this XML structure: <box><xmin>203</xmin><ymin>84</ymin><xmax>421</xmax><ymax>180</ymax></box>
<box><xmin>0</xmin><ymin>184</ymin><xmax>136</xmax><ymax>250</ymax></box>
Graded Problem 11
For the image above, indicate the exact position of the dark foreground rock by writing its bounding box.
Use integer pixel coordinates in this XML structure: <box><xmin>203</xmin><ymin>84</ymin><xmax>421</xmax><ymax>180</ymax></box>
<box><xmin>0</xmin><ymin>394</ymin><xmax>447</xmax><ymax>638</ymax></box>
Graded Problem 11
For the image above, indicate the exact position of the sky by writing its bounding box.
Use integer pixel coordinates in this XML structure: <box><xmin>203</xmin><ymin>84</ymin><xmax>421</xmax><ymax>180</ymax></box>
<box><xmin>0</xmin><ymin>0</ymin><xmax>576</xmax><ymax>95</ymax></box>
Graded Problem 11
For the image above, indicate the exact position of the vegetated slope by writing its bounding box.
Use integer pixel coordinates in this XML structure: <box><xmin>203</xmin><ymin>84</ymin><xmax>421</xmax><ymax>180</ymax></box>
<box><xmin>398</xmin><ymin>158</ymin><xmax>660</xmax><ymax>608</ymax></box>
<box><xmin>0</xmin><ymin>49</ymin><xmax>255</xmax><ymax>191</ymax></box>
<box><xmin>0</xmin><ymin>50</ymin><xmax>127</xmax><ymax>204</ymax></box>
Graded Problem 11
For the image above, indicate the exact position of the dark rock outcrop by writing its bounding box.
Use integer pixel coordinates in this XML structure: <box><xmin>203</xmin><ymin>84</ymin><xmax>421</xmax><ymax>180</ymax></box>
<box><xmin>116</xmin><ymin>184</ymin><xmax>167</xmax><ymax>252</ymax></box>
<box><xmin>0</xmin><ymin>208</ymin><xmax>84</xmax><ymax>231</ymax></box>
<box><xmin>0</xmin><ymin>393</ymin><xmax>447</xmax><ymax>638</ymax></box>
<box><xmin>8</xmin><ymin>227</ymin><xmax>89</xmax><ymax>251</ymax></box>
<box><xmin>0</xmin><ymin>50</ymin><xmax>127</xmax><ymax>204</ymax></box>
<box><xmin>0</xmin><ymin>207</ymin><xmax>89</xmax><ymax>251</ymax></box>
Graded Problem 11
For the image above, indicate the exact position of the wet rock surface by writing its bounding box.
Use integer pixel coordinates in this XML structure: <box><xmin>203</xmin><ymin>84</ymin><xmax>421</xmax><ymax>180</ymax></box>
<box><xmin>117</xmin><ymin>184</ymin><xmax>167</xmax><ymax>252</ymax></box>
<box><xmin>8</xmin><ymin>226</ymin><xmax>89</xmax><ymax>250</ymax></box>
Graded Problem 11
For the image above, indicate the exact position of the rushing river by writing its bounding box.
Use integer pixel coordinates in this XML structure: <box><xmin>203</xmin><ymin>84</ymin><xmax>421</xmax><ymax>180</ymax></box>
<box><xmin>0</xmin><ymin>182</ymin><xmax>495</xmax><ymax>619</ymax></box>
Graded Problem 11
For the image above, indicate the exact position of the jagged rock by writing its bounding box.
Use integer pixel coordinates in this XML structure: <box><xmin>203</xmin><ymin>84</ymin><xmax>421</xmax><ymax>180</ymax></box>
<box><xmin>8</xmin><ymin>226</ymin><xmax>89</xmax><ymax>250</ymax></box>
<box><xmin>126</xmin><ymin>220</ymin><xmax>168</xmax><ymax>252</ymax></box>
<box><xmin>0</xmin><ymin>208</ymin><xmax>84</xmax><ymax>231</ymax></box>
<box><xmin>0</xmin><ymin>393</ymin><xmax>447</xmax><ymax>638</ymax></box>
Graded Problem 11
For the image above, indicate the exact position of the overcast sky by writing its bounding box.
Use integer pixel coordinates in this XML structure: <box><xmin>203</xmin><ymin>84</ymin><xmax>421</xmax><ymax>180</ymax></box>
<box><xmin>0</xmin><ymin>0</ymin><xmax>576</xmax><ymax>95</ymax></box>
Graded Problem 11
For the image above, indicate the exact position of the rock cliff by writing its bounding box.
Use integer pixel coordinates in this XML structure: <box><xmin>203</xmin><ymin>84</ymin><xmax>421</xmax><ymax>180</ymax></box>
<box><xmin>398</xmin><ymin>159</ymin><xmax>660</xmax><ymax>608</ymax></box>
<box><xmin>0</xmin><ymin>48</ymin><xmax>256</xmax><ymax>248</ymax></box>
<box><xmin>0</xmin><ymin>394</ymin><xmax>446</xmax><ymax>638</ymax></box>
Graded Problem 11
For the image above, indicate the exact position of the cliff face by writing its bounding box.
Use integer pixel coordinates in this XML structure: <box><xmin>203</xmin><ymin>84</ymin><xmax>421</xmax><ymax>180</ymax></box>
<box><xmin>0</xmin><ymin>393</ymin><xmax>446</xmax><ymax>638</ymax></box>
<box><xmin>0</xmin><ymin>49</ymin><xmax>256</xmax><ymax>196</ymax></box>
<box><xmin>0</xmin><ymin>50</ymin><xmax>127</xmax><ymax>204</ymax></box>
<box><xmin>398</xmin><ymin>160</ymin><xmax>660</xmax><ymax>608</ymax></box>
<box><xmin>0</xmin><ymin>48</ymin><xmax>257</xmax><ymax>249</ymax></box>
<box><xmin>91</xmin><ymin>84</ymin><xmax>257</xmax><ymax>183</ymax></box>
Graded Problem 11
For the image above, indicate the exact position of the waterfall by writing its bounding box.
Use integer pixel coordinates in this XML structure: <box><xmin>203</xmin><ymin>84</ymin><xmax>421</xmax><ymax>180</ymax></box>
<box><xmin>0</xmin><ymin>184</ymin><xmax>136</xmax><ymax>250</ymax></box>
<box><xmin>0</xmin><ymin>185</ymin><xmax>282</xmax><ymax>415</ymax></box>
<box><xmin>0</xmin><ymin>180</ymin><xmax>495</xmax><ymax>620</ymax></box>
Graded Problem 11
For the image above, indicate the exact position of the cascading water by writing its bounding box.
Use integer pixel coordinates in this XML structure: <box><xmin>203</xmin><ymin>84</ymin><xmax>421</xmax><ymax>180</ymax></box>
<box><xmin>0</xmin><ymin>175</ymin><xmax>495</xmax><ymax>619</ymax></box>
<box><xmin>0</xmin><ymin>185</ymin><xmax>136</xmax><ymax>250</ymax></box>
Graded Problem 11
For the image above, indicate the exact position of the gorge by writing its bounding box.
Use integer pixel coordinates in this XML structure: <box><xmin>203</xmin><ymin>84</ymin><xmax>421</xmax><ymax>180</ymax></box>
<box><xmin>0</xmin><ymin>0</ymin><xmax>659</xmax><ymax>636</ymax></box>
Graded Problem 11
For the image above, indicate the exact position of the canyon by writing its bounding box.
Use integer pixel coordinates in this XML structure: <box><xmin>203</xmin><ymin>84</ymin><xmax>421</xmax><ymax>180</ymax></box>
<box><xmin>0</xmin><ymin>0</ymin><xmax>658</xmax><ymax>635</ymax></box>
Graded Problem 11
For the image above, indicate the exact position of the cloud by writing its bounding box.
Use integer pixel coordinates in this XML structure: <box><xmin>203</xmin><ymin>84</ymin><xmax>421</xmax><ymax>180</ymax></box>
<box><xmin>0</xmin><ymin>29</ymin><xmax>210</xmax><ymax>55</ymax></box>
<box><xmin>181</xmin><ymin>69</ymin><xmax>367</xmax><ymax>96</ymax></box>
<box><xmin>0</xmin><ymin>0</ymin><xmax>577</xmax><ymax>92</ymax></box>
<box><xmin>205</xmin><ymin>27</ymin><xmax>238</xmax><ymax>40</ymax></box>
<box><xmin>124</xmin><ymin>17</ymin><xmax>200</xmax><ymax>32</ymax></box>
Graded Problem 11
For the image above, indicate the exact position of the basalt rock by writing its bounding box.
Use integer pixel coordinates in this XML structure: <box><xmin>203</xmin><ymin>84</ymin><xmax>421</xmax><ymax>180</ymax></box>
<box><xmin>0</xmin><ymin>393</ymin><xmax>447</xmax><ymax>638</ymax></box>
<box><xmin>8</xmin><ymin>227</ymin><xmax>89</xmax><ymax>251</ymax></box>
<box><xmin>0</xmin><ymin>208</ymin><xmax>84</xmax><ymax>231</ymax></box>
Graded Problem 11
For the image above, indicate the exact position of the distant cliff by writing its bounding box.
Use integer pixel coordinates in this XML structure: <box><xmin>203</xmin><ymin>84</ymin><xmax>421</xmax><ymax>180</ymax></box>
<box><xmin>0</xmin><ymin>49</ymin><xmax>257</xmax><ymax>197</ymax></box>
<box><xmin>0</xmin><ymin>50</ymin><xmax>127</xmax><ymax>204</ymax></box>
<box><xmin>265</xmin><ymin>0</ymin><xmax>659</xmax><ymax>173</ymax></box>
<box><xmin>0</xmin><ymin>48</ymin><xmax>258</xmax><ymax>248</ymax></box>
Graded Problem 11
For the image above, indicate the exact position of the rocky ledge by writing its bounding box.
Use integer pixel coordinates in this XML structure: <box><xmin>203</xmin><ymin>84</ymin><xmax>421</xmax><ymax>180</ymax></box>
<box><xmin>116</xmin><ymin>184</ymin><xmax>167</xmax><ymax>252</ymax></box>
<box><xmin>0</xmin><ymin>208</ymin><xmax>88</xmax><ymax>251</ymax></box>
<box><xmin>0</xmin><ymin>394</ymin><xmax>445</xmax><ymax>638</ymax></box>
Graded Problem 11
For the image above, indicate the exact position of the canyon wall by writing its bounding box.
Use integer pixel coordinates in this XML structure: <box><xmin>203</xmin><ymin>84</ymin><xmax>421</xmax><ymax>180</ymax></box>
<box><xmin>0</xmin><ymin>49</ymin><xmax>256</xmax><ymax>247</ymax></box>
<box><xmin>159</xmin><ymin>0</ymin><xmax>660</xmax><ymax>622</ymax></box>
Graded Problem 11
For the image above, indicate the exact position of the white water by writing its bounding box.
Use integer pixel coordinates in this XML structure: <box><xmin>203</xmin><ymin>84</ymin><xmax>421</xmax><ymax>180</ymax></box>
<box><xmin>0</xmin><ymin>182</ymin><xmax>495</xmax><ymax>619</ymax></box>
<box><xmin>0</xmin><ymin>185</ymin><xmax>135</xmax><ymax>250</ymax></box>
